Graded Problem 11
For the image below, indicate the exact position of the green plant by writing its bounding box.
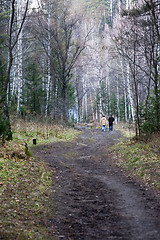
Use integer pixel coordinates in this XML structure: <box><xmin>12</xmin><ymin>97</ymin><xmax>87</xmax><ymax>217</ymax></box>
<box><xmin>111</xmin><ymin>138</ymin><xmax>160</xmax><ymax>190</ymax></box>
<box><xmin>141</xmin><ymin>93</ymin><xmax>160</xmax><ymax>134</ymax></box>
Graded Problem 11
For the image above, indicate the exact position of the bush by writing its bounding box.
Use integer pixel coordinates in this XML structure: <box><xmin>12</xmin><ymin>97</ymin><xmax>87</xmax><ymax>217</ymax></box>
<box><xmin>0</xmin><ymin>116</ymin><xmax>12</xmax><ymax>141</ymax></box>
<box><xmin>141</xmin><ymin>96</ymin><xmax>160</xmax><ymax>134</ymax></box>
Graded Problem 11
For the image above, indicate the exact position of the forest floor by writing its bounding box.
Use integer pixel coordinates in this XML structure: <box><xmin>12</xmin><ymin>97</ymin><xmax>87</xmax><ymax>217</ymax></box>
<box><xmin>32</xmin><ymin>127</ymin><xmax>160</xmax><ymax>240</ymax></box>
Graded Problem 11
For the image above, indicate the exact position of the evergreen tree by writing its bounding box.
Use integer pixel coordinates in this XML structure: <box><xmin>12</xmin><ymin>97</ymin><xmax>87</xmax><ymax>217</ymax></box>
<box><xmin>0</xmin><ymin>3</ymin><xmax>12</xmax><ymax>141</ymax></box>
<box><xmin>67</xmin><ymin>81</ymin><xmax>76</xmax><ymax>109</ymax></box>
<box><xmin>141</xmin><ymin>91</ymin><xmax>160</xmax><ymax>134</ymax></box>
<box><xmin>23</xmin><ymin>61</ymin><xmax>46</xmax><ymax>117</ymax></box>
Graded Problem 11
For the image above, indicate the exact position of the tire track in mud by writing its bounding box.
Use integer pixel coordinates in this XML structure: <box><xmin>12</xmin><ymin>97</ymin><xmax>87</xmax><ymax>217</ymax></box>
<box><xmin>33</xmin><ymin>129</ymin><xmax>160</xmax><ymax>240</ymax></box>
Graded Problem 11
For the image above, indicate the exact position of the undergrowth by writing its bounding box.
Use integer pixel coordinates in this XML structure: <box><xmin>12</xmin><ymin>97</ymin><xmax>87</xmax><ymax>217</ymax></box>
<box><xmin>111</xmin><ymin>130</ymin><xmax>160</xmax><ymax>190</ymax></box>
<box><xmin>12</xmin><ymin>119</ymin><xmax>79</xmax><ymax>147</ymax></box>
<box><xmin>0</xmin><ymin>119</ymin><xmax>79</xmax><ymax>239</ymax></box>
<box><xmin>114</xmin><ymin>122</ymin><xmax>135</xmax><ymax>138</ymax></box>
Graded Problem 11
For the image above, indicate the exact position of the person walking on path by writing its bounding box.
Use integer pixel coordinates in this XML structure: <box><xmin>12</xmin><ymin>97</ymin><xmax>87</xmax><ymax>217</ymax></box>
<box><xmin>101</xmin><ymin>115</ymin><xmax>107</xmax><ymax>132</ymax></box>
<box><xmin>108</xmin><ymin>114</ymin><xmax>115</xmax><ymax>131</ymax></box>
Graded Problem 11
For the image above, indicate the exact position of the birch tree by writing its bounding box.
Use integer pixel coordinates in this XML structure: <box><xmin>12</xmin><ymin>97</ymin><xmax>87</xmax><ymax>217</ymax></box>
<box><xmin>17</xmin><ymin>0</ymin><xmax>24</xmax><ymax>115</ymax></box>
<box><xmin>111</xmin><ymin>0</ymin><xmax>160</xmax><ymax>134</ymax></box>
<box><xmin>36</xmin><ymin>0</ymin><xmax>88</xmax><ymax>122</ymax></box>
<box><xmin>0</xmin><ymin>0</ymin><xmax>29</xmax><ymax>140</ymax></box>
<box><xmin>45</xmin><ymin>0</ymin><xmax>51</xmax><ymax>118</ymax></box>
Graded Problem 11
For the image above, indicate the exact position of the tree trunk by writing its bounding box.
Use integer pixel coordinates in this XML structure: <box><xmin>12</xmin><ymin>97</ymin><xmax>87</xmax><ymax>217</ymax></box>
<box><xmin>120</xmin><ymin>58</ymin><xmax>128</xmax><ymax>122</ymax></box>
<box><xmin>45</xmin><ymin>0</ymin><xmax>51</xmax><ymax>118</ymax></box>
<box><xmin>2</xmin><ymin>0</ymin><xmax>29</xmax><ymax>140</ymax></box>
<box><xmin>153</xmin><ymin>60</ymin><xmax>160</xmax><ymax>131</ymax></box>
<box><xmin>84</xmin><ymin>78</ymin><xmax>88</xmax><ymax>122</ymax></box>
<box><xmin>62</xmin><ymin>77</ymin><xmax>68</xmax><ymax>123</ymax></box>
<box><xmin>17</xmin><ymin>0</ymin><xmax>23</xmax><ymax>116</ymax></box>
<box><xmin>90</xmin><ymin>91</ymin><xmax>94</xmax><ymax>121</ymax></box>
<box><xmin>117</xmin><ymin>81</ymin><xmax>120</xmax><ymax>122</ymax></box>
<box><xmin>127</xmin><ymin>63</ymin><xmax>135</xmax><ymax>123</ymax></box>
<box><xmin>106</xmin><ymin>75</ymin><xmax>110</xmax><ymax>116</ymax></box>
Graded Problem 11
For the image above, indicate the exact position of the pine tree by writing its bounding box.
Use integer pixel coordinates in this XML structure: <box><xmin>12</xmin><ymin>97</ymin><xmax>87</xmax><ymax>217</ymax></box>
<box><xmin>23</xmin><ymin>61</ymin><xmax>46</xmax><ymax>117</ymax></box>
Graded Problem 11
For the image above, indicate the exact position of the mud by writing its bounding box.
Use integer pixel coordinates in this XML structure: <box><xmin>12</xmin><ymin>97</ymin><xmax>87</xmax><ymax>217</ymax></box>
<box><xmin>33</xmin><ymin>128</ymin><xmax>160</xmax><ymax>240</ymax></box>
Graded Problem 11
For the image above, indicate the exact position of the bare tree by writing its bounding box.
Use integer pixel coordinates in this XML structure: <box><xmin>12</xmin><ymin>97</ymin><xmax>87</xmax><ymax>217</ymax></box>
<box><xmin>111</xmin><ymin>0</ymin><xmax>160</xmax><ymax>135</ymax></box>
<box><xmin>34</xmin><ymin>0</ymin><xmax>89</xmax><ymax>122</ymax></box>
<box><xmin>0</xmin><ymin>0</ymin><xmax>29</xmax><ymax>140</ymax></box>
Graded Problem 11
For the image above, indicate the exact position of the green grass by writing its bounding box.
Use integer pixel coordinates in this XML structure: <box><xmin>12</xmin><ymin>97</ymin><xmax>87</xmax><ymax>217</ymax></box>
<box><xmin>0</xmin><ymin>120</ymin><xmax>80</xmax><ymax>239</ymax></box>
<box><xmin>0</xmin><ymin>142</ymin><xmax>53</xmax><ymax>239</ymax></box>
<box><xmin>111</xmin><ymin>139</ymin><xmax>160</xmax><ymax>190</ymax></box>
<box><xmin>12</xmin><ymin>120</ymin><xmax>80</xmax><ymax>147</ymax></box>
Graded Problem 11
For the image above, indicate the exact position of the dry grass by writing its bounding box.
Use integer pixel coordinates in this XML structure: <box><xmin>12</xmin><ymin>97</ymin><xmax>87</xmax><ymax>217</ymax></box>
<box><xmin>114</xmin><ymin>122</ymin><xmax>135</xmax><ymax>138</ymax></box>
<box><xmin>0</xmin><ymin>140</ymin><xmax>54</xmax><ymax>239</ymax></box>
<box><xmin>0</xmin><ymin>119</ymin><xmax>80</xmax><ymax>239</ymax></box>
<box><xmin>11</xmin><ymin>118</ymin><xmax>80</xmax><ymax>147</ymax></box>
<box><xmin>111</xmin><ymin>131</ymin><xmax>160</xmax><ymax>191</ymax></box>
<box><xmin>149</xmin><ymin>132</ymin><xmax>160</xmax><ymax>155</ymax></box>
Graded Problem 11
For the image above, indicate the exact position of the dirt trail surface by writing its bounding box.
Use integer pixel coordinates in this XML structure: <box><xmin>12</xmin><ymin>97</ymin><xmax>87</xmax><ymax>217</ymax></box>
<box><xmin>33</xmin><ymin>129</ymin><xmax>160</xmax><ymax>240</ymax></box>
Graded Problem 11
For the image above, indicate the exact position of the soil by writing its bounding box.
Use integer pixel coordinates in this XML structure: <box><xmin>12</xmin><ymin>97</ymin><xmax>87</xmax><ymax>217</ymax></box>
<box><xmin>32</xmin><ymin>128</ymin><xmax>160</xmax><ymax>240</ymax></box>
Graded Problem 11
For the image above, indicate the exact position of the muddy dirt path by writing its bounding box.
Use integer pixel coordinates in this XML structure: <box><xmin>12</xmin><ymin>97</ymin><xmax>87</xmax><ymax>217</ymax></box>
<box><xmin>33</xmin><ymin>129</ymin><xmax>160</xmax><ymax>240</ymax></box>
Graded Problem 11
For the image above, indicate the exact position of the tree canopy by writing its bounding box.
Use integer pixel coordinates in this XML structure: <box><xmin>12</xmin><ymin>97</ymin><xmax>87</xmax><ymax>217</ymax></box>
<box><xmin>0</xmin><ymin>0</ymin><xmax>159</xmax><ymax>140</ymax></box>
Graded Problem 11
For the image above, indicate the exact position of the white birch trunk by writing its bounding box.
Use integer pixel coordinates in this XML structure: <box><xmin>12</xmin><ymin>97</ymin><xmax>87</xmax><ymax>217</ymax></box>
<box><xmin>120</xmin><ymin>58</ymin><xmax>128</xmax><ymax>122</ymax></box>
<box><xmin>45</xmin><ymin>0</ymin><xmax>51</xmax><ymax>118</ymax></box>
<box><xmin>95</xmin><ymin>106</ymin><xmax>98</xmax><ymax>122</ymax></box>
<box><xmin>89</xmin><ymin>79</ymin><xmax>97</xmax><ymax>121</ymax></box>
<box><xmin>82</xmin><ymin>80</ymin><xmax>85</xmax><ymax>122</ymax></box>
<box><xmin>126</xmin><ymin>0</ymin><xmax>132</xmax><ymax>10</ymax></box>
<box><xmin>90</xmin><ymin>91</ymin><xmax>94</xmax><ymax>121</ymax></box>
<box><xmin>110</xmin><ymin>0</ymin><xmax>113</xmax><ymax>19</ymax></box>
<box><xmin>8</xmin><ymin>1</ymin><xmax>15</xmax><ymax>100</ymax></box>
<box><xmin>42</xmin><ymin>56</ymin><xmax>45</xmax><ymax>91</ymax></box>
<box><xmin>127</xmin><ymin>63</ymin><xmax>135</xmax><ymax>122</ymax></box>
<box><xmin>106</xmin><ymin>75</ymin><xmax>110</xmax><ymax>115</ymax></box>
<box><xmin>17</xmin><ymin>33</ymin><xmax>23</xmax><ymax>115</ymax></box>
<box><xmin>117</xmin><ymin>81</ymin><xmax>120</xmax><ymax>122</ymax></box>
<box><xmin>82</xmin><ymin>76</ymin><xmax>88</xmax><ymax>121</ymax></box>
<box><xmin>98</xmin><ymin>79</ymin><xmax>102</xmax><ymax>119</ymax></box>
<box><xmin>84</xmin><ymin>65</ymin><xmax>88</xmax><ymax>122</ymax></box>
<box><xmin>11</xmin><ymin>58</ymin><xmax>17</xmax><ymax>97</ymax></box>
<box><xmin>124</xmin><ymin>87</ymin><xmax>127</xmax><ymax>122</ymax></box>
<box><xmin>84</xmin><ymin>23</ymin><xmax>88</xmax><ymax>122</ymax></box>
<box><xmin>76</xmin><ymin>95</ymin><xmax>79</xmax><ymax>124</ymax></box>
<box><xmin>74</xmin><ymin>67</ymin><xmax>79</xmax><ymax>123</ymax></box>
<box><xmin>17</xmin><ymin>0</ymin><xmax>23</xmax><ymax>115</ymax></box>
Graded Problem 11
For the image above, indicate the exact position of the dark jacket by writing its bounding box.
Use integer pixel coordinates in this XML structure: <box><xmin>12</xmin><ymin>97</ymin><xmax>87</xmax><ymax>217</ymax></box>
<box><xmin>108</xmin><ymin>116</ymin><xmax>115</xmax><ymax>126</ymax></box>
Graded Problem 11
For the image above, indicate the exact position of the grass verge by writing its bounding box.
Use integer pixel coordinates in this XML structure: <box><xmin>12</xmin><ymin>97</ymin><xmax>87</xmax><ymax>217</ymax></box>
<box><xmin>0</xmin><ymin>120</ymin><xmax>80</xmax><ymax>239</ymax></box>
<box><xmin>12</xmin><ymin>120</ymin><xmax>80</xmax><ymax>147</ymax></box>
<box><xmin>111</xmin><ymin>128</ymin><xmax>160</xmax><ymax>190</ymax></box>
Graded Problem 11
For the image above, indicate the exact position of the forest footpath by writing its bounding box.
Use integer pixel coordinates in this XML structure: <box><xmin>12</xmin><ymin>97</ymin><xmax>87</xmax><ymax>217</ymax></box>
<box><xmin>33</xmin><ymin>127</ymin><xmax>160</xmax><ymax>240</ymax></box>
